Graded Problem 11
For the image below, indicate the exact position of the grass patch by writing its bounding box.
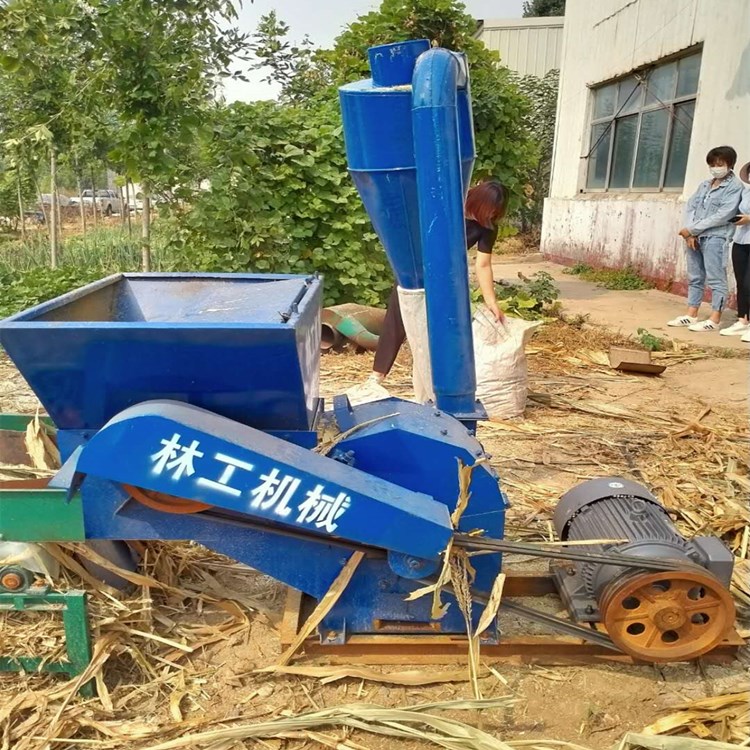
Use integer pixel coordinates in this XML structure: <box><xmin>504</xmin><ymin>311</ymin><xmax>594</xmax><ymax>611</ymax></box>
<box><xmin>565</xmin><ymin>262</ymin><xmax>651</xmax><ymax>290</ymax></box>
<box><xmin>636</xmin><ymin>327</ymin><xmax>669</xmax><ymax>352</ymax></box>
<box><xmin>0</xmin><ymin>225</ymin><xmax>170</xmax><ymax>274</ymax></box>
<box><xmin>0</xmin><ymin>224</ymin><xmax>175</xmax><ymax>319</ymax></box>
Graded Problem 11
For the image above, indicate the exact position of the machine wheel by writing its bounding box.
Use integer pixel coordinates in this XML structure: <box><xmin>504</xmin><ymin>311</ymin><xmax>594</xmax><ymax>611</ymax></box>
<box><xmin>0</xmin><ymin>565</ymin><xmax>33</xmax><ymax>592</ymax></box>
<box><xmin>123</xmin><ymin>484</ymin><xmax>211</xmax><ymax>514</ymax></box>
<box><xmin>600</xmin><ymin>569</ymin><xmax>735</xmax><ymax>662</ymax></box>
<box><xmin>77</xmin><ymin>540</ymin><xmax>139</xmax><ymax>591</ymax></box>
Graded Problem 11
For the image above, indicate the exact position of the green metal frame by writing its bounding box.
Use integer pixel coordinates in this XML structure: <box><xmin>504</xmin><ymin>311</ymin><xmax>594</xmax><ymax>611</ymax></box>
<box><xmin>0</xmin><ymin>413</ymin><xmax>55</xmax><ymax>432</ymax></box>
<box><xmin>0</xmin><ymin>489</ymin><xmax>85</xmax><ymax>541</ymax></box>
<box><xmin>0</xmin><ymin>588</ymin><xmax>94</xmax><ymax>697</ymax></box>
<box><xmin>0</xmin><ymin>411</ymin><xmax>85</xmax><ymax>542</ymax></box>
<box><xmin>1</xmin><ymin>413</ymin><xmax>93</xmax><ymax>695</ymax></box>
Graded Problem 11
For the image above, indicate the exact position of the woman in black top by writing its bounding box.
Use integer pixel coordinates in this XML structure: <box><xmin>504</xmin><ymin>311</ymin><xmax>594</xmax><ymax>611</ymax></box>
<box><xmin>372</xmin><ymin>180</ymin><xmax>508</xmax><ymax>382</ymax></box>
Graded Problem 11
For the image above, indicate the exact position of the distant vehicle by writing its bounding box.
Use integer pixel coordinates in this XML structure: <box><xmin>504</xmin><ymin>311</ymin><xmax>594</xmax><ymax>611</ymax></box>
<box><xmin>127</xmin><ymin>191</ymin><xmax>170</xmax><ymax>213</ymax></box>
<box><xmin>38</xmin><ymin>193</ymin><xmax>71</xmax><ymax>207</ymax></box>
<box><xmin>69</xmin><ymin>189</ymin><xmax>121</xmax><ymax>216</ymax></box>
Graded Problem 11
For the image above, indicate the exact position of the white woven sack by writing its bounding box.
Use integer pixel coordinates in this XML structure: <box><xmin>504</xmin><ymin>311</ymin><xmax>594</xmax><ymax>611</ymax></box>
<box><xmin>397</xmin><ymin>286</ymin><xmax>435</xmax><ymax>404</ymax></box>
<box><xmin>473</xmin><ymin>306</ymin><xmax>542</xmax><ymax>419</ymax></box>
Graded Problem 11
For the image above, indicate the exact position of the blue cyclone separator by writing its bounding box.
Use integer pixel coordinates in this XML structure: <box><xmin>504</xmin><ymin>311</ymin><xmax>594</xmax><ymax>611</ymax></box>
<box><xmin>339</xmin><ymin>40</ymin><xmax>480</xmax><ymax>419</ymax></box>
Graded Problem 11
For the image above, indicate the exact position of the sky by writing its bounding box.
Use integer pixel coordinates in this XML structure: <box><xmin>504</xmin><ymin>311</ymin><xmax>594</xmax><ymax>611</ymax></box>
<box><xmin>223</xmin><ymin>0</ymin><xmax>525</xmax><ymax>102</ymax></box>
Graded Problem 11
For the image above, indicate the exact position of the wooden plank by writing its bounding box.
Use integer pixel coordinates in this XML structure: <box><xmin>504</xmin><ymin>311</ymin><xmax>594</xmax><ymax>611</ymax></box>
<box><xmin>278</xmin><ymin>578</ymin><xmax>741</xmax><ymax>667</ymax></box>
<box><xmin>279</xmin><ymin>588</ymin><xmax>304</xmax><ymax>649</ymax></box>
<box><xmin>501</xmin><ymin>572</ymin><xmax>557</xmax><ymax>597</ymax></box>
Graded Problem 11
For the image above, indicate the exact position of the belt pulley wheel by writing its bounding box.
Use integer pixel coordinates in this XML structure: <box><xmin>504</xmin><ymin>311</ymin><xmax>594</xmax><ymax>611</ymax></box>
<box><xmin>123</xmin><ymin>484</ymin><xmax>212</xmax><ymax>514</ymax></box>
<box><xmin>600</xmin><ymin>569</ymin><xmax>735</xmax><ymax>662</ymax></box>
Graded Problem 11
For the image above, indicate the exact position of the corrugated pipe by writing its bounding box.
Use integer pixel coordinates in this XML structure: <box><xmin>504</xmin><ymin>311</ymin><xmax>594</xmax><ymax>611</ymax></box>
<box><xmin>320</xmin><ymin>304</ymin><xmax>386</xmax><ymax>352</ymax></box>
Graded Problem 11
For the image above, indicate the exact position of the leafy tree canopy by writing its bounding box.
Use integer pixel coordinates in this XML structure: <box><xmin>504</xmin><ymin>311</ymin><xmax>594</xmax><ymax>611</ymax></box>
<box><xmin>522</xmin><ymin>0</ymin><xmax>566</xmax><ymax>17</ymax></box>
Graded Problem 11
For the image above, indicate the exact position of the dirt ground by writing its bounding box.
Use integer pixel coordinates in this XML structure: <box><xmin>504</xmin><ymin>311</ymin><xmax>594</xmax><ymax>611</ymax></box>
<box><xmin>0</xmin><ymin>314</ymin><xmax>748</xmax><ymax>749</ymax></box>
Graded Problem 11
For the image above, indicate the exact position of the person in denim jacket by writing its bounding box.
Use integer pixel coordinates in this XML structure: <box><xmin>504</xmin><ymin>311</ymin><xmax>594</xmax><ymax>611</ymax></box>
<box><xmin>722</xmin><ymin>161</ymin><xmax>750</xmax><ymax>341</ymax></box>
<box><xmin>668</xmin><ymin>146</ymin><xmax>743</xmax><ymax>332</ymax></box>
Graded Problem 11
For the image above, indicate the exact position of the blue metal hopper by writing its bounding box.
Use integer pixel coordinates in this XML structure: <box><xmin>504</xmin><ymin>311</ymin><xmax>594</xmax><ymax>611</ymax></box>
<box><xmin>0</xmin><ymin>273</ymin><xmax>322</xmax><ymax>437</ymax></box>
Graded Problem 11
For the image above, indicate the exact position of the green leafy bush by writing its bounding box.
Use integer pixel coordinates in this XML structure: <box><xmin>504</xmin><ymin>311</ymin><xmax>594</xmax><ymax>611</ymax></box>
<box><xmin>0</xmin><ymin>266</ymin><xmax>100</xmax><ymax>318</ymax></box>
<box><xmin>513</xmin><ymin>69</ymin><xmax>559</xmax><ymax>233</ymax></box>
<box><xmin>471</xmin><ymin>270</ymin><xmax>559</xmax><ymax>319</ymax></box>
<box><xmin>164</xmin><ymin>101</ymin><xmax>392</xmax><ymax>306</ymax></box>
<box><xmin>0</xmin><ymin>225</ymin><xmax>170</xmax><ymax>319</ymax></box>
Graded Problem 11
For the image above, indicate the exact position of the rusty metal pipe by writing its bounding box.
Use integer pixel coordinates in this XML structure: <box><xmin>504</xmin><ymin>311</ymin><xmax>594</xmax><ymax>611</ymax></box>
<box><xmin>320</xmin><ymin>304</ymin><xmax>386</xmax><ymax>352</ymax></box>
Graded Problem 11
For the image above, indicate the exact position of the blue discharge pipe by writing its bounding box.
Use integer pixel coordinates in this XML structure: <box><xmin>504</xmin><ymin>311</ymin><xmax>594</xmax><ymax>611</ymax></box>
<box><xmin>412</xmin><ymin>49</ymin><xmax>478</xmax><ymax>417</ymax></box>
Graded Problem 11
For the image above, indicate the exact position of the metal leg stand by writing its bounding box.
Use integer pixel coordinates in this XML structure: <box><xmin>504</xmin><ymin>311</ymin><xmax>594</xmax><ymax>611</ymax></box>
<box><xmin>0</xmin><ymin>587</ymin><xmax>94</xmax><ymax>697</ymax></box>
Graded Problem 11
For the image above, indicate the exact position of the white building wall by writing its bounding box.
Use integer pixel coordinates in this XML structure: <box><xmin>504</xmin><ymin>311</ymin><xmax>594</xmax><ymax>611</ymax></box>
<box><xmin>479</xmin><ymin>17</ymin><xmax>563</xmax><ymax>77</ymax></box>
<box><xmin>542</xmin><ymin>0</ymin><xmax>750</xmax><ymax>302</ymax></box>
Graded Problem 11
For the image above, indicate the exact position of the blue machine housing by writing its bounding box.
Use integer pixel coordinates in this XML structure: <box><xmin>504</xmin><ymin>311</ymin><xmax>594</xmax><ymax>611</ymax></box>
<box><xmin>0</xmin><ymin>40</ymin><xmax>509</xmax><ymax>644</ymax></box>
<box><xmin>0</xmin><ymin>273</ymin><xmax>323</xmax><ymax>456</ymax></box>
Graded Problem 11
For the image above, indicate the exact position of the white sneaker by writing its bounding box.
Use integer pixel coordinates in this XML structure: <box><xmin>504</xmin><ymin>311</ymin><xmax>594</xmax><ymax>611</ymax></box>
<box><xmin>688</xmin><ymin>319</ymin><xmax>719</xmax><ymax>332</ymax></box>
<box><xmin>667</xmin><ymin>315</ymin><xmax>698</xmax><ymax>327</ymax></box>
<box><xmin>742</xmin><ymin>330</ymin><xmax>750</xmax><ymax>343</ymax></box>
<box><xmin>720</xmin><ymin>320</ymin><xmax>750</xmax><ymax>336</ymax></box>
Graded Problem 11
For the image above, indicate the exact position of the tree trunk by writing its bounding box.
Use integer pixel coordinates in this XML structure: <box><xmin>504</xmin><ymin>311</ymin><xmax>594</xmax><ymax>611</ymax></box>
<box><xmin>77</xmin><ymin>175</ymin><xmax>87</xmax><ymax>235</ymax></box>
<box><xmin>90</xmin><ymin>168</ymin><xmax>98</xmax><ymax>227</ymax></box>
<box><xmin>35</xmin><ymin>177</ymin><xmax>48</xmax><ymax>229</ymax></box>
<box><xmin>50</xmin><ymin>150</ymin><xmax>59</xmax><ymax>268</ymax></box>
<box><xmin>17</xmin><ymin>171</ymin><xmax>26</xmax><ymax>241</ymax></box>
<box><xmin>120</xmin><ymin>186</ymin><xmax>126</xmax><ymax>228</ymax></box>
<box><xmin>141</xmin><ymin>192</ymin><xmax>151</xmax><ymax>272</ymax></box>
<box><xmin>125</xmin><ymin>180</ymin><xmax>132</xmax><ymax>236</ymax></box>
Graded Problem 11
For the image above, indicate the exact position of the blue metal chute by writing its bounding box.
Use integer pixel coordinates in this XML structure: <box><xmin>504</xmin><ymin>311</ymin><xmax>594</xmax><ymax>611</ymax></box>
<box><xmin>0</xmin><ymin>273</ymin><xmax>323</xmax><ymax>455</ymax></box>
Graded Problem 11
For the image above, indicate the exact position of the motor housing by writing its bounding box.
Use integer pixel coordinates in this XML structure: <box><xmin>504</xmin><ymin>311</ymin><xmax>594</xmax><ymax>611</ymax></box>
<box><xmin>552</xmin><ymin>477</ymin><xmax>735</xmax><ymax>661</ymax></box>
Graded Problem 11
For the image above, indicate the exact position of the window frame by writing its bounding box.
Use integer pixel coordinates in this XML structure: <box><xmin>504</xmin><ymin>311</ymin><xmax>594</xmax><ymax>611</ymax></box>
<box><xmin>584</xmin><ymin>47</ymin><xmax>701</xmax><ymax>194</ymax></box>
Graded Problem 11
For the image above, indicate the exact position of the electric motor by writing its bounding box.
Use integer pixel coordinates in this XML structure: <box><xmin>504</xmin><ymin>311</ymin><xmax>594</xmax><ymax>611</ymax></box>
<box><xmin>552</xmin><ymin>477</ymin><xmax>735</xmax><ymax>662</ymax></box>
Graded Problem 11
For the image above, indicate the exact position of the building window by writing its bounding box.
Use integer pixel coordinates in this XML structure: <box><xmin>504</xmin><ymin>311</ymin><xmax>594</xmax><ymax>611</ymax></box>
<box><xmin>586</xmin><ymin>51</ymin><xmax>701</xmax><ymax>191</ymax></box>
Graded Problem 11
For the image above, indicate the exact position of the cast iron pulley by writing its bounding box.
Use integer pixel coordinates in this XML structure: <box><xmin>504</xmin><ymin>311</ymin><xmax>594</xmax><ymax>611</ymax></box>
<box><xmin>0</xmin><ymin>565</ymin><xmax>33</xmax><ymax>592</ymax></box>
<box><xmin>123</xmin><ymin>484</ymin><xmax>211</xmax><ymax>515</ymax></box>
<box><xmin>599</xmin><ymin>569</ymin><xmax>735</xmax><ymax>662</ymax></box>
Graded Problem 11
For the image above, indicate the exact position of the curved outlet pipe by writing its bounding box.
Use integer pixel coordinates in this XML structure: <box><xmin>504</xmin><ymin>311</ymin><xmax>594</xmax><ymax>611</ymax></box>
<box><xmin>412</xmin><ymin>49</ymin><xmax>477</xmax><ymax>416</ymax></box>
<box><xmin>321</xmin><ymin>304</ymin><xmax>386</xmax><ymax>352</ymax></box>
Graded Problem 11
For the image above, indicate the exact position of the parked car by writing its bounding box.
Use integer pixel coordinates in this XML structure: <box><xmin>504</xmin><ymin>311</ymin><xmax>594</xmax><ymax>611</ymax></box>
<box><xmin>69</xmin><ymin>189</ymin><xmax>122</xmax><ymax>215</ymax></box>
<box><xmin>127</xmin><ymin>191</ymin><xmax>169</xmax><ymax>213</ymax></box>
<box><xmin>38</xmin><ymin>193</ymin><xmax>71</xmax><ymax>207</ymax></box>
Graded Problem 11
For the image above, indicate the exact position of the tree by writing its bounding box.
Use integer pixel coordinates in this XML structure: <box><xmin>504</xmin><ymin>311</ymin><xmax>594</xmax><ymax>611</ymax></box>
<box><xmin>0</xmin><ymin>0</ymin><xmax>95</xmax><ymax>266</ymax></box>
<box><xmin>95</xmin><ymin>0</ymin><xmax>247</xmax><ymax>271</ymax></box>
<box><xmin>249</xmin><ymin>0</ymin><xmax>538</xmax><ymax>211</ymax></box>
<box><xmin>515</xmin><ymin>69</ymin><xmax>559</xmax><ymax>234</ymax></box>
<box><xmin>170</xmin><ymin>0</ymin><xmax>540</xmax><ymax>304</ymax></box>
<box><xmin>248</xmin><ymin>11</ymin><xmax>329</xmax><ymax>105</ymax></box>
<box><xmin>522</xmin><ymin>0</ymin><xmax>566</xmax><ymax>17</ymax></box>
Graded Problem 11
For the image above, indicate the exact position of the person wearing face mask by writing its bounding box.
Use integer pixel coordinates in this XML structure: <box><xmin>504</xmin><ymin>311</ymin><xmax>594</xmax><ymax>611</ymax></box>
<box><xmin>669</xmin><ymin>146</ymin><xmax>743</xmax><ymax>331</ymax></box>
<box><xmin>721</xmin><ymin>161</ymin><xmax>750</xmax><ymax>341</ymax></box>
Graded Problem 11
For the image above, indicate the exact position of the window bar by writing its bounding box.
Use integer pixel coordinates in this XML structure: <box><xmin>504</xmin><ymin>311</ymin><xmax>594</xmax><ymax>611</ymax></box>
<box><xmin>628</xmin><ymin>109</ymin><xmax>644</xmax><ymax>191</ymax></box>
<box><xmin>659</xmin><ymin>104</ymin><xmax>676</xmax><ymax>190</ymax></box>
<box><xmin>603</xmin><ymin>117</ymin><xmax>616</xmax><ymax>190</ymax></box>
